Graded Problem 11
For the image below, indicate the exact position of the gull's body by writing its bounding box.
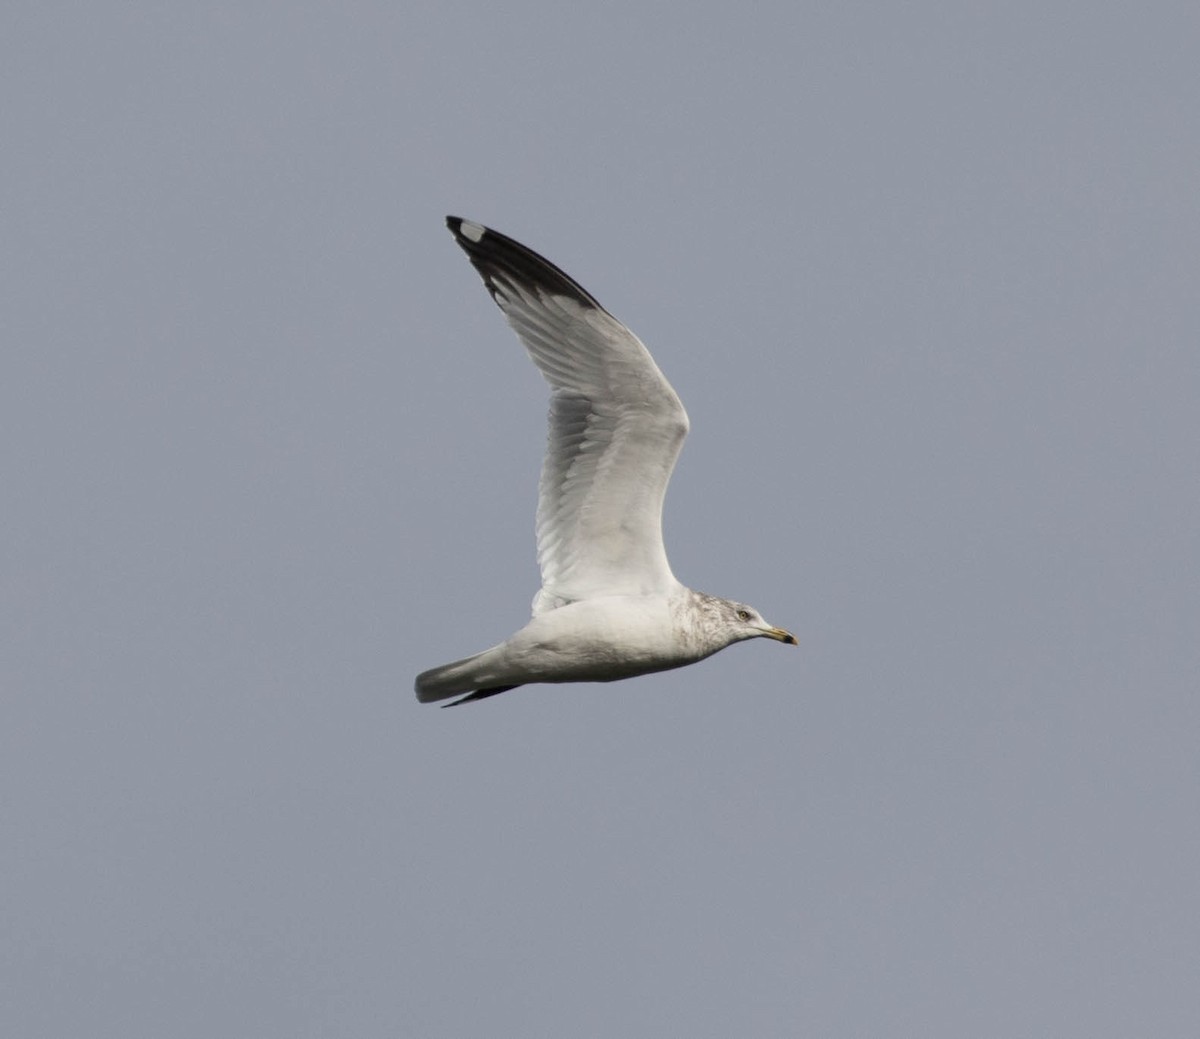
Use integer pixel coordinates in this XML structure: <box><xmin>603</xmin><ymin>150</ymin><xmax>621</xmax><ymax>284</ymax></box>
<box><xmin>416</xmin><ymin>218</ymin><xmax>794</xmax><ymax>706</ymax></box>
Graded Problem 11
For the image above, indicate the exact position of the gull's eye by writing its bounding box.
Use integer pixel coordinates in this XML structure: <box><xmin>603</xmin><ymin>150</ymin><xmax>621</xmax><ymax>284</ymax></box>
<box><xmin>736</xmin><ymin>609</ymin><xmax>751</xmax><ymax>622</ymax></box>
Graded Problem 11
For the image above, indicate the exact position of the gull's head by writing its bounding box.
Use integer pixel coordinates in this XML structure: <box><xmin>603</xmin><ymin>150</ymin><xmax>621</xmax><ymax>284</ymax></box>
<box><xmin>720</xmin><ymin>599</ymin><xmax>798</xmax><ymax>646</ymax></box>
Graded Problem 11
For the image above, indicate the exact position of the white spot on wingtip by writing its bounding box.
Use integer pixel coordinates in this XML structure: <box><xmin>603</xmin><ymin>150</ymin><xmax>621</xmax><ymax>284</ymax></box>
<box><xmin>460</xmin><ymin>220</ymin><xmax>485</xmax><ymax>243</ymax></box>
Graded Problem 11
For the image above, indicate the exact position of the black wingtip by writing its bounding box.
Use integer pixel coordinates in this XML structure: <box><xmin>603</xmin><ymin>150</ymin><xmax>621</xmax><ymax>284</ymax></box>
<box><xmin>440</xmin><ymin>684</ymin><xmax>520</xmax><ymax>708</ymax></box>
<box><xmin>442</xmin><ymin>216</ymin><xmax>607</xmax><ymax>312</ymax></box>
<box><xmin>445</xmin><ymin>215</ymin><xmax>486</xmax><ymax>245</ymax></box>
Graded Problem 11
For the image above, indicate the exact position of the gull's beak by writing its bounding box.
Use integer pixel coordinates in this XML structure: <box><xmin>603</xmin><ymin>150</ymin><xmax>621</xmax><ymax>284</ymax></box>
<box><xmin>761</xmin><ymin>626</ymin><xmax>798</xmax><ymax>645</ymax></box>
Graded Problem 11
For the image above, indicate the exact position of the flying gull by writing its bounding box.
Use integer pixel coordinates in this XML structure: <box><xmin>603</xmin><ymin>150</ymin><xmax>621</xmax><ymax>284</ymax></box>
<box><xmin>415</xmin><ymin>217</ymin><xmax>795</xmax><ymax>706</ymax></box>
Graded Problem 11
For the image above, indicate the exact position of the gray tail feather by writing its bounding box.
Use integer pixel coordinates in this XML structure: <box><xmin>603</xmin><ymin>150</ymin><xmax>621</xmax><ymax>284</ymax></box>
<box><xmin>414</xmin><ymin>647</ymin><xmax>519</xmax><ymax>705</ymax></box>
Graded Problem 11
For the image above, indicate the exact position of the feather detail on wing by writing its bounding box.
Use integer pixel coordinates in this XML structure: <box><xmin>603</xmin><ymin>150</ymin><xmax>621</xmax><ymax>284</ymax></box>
<box><xmin>446</xmin><ymin>217</ymin><xmax>689</xmax><ymax>613</ymax></box>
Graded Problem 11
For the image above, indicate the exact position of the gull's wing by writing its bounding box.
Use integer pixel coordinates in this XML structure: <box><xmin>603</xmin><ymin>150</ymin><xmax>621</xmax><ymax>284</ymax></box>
<box><xmin>446</xmin><ymin>217</ymin><xmax>689</xmax><ymax>613</ymax></box>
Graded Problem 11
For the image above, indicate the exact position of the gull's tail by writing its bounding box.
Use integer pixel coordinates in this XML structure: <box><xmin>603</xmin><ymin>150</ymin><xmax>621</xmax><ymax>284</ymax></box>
<box><xmin>414</xmin><ymin>646</ymin><xmax>521</xmax><ymax>707</ymax></box>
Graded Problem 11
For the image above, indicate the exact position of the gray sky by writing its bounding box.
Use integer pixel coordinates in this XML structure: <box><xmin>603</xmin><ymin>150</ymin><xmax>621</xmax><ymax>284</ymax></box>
<box><xmin>4</xmin><ymin>3</ymin><xmax>1199</xmax><ymax>1036</ymax></box>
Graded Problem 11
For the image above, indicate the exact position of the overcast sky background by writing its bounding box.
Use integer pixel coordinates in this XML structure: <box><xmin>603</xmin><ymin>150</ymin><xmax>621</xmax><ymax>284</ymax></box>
<box><xmin>4</xmin><ymin>4</ymin><xmax>1199</xmax><ymax>1036</ymax></box>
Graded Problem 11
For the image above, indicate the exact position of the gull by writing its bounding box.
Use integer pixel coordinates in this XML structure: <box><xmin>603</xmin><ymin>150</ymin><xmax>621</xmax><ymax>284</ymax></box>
<box><xmin>415</xmin><ymin>217</ymin><xmax>795</xmax><ymax>707</ymax></box>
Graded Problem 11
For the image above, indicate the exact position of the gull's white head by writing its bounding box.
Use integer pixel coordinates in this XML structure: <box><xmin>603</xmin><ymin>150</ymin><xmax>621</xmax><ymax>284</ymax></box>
<box><xmin>717</xmin><ymin>598</ymin><xmax>798</xmax><ymax>646</ymax></box>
